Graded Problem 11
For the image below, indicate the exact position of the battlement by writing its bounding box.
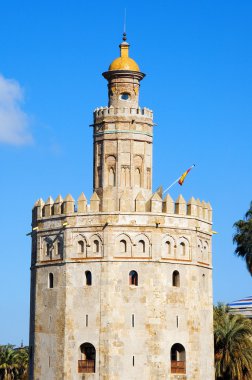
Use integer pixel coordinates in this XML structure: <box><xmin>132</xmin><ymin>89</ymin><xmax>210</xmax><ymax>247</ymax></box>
<box><xmin>93</xmin><ymin>106</ymin><xmax>153</xmax><ymax>120</ymax></box>
<box><xmin>32</xmin><ymin>192</ymin><xmax>212</xmax><ymax>223</ymax></box>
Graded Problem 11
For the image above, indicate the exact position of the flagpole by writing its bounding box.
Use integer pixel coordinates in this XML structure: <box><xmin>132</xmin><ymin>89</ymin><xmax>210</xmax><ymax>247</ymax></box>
<box><xmin>163</xmin><ymin>164</ymin><xmax>196</xmax><ymax>195</ymax></box>
<box><xmin>163</xmin><ymin>177</ymin><xmax>182</xmax><ymax>195</ymax></box>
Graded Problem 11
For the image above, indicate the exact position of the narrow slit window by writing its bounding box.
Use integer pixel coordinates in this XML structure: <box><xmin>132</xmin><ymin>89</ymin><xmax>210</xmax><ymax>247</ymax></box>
<box><xmin>132</xmin><ymin>355</ymin><xmax>135</xmax><ymax>367</ymax></box>
<box><xmin>86</xmin><ymin>314</ymin><xmax>88</xmax><ymax>327</ymax></box>
<box><xmin>172</xmin><ymin>271</ymin><xmax>180</xmax><ymax>287</ymax></box>
<box><xmin>85</xmin><ymin>271</ymin><xmax>92</xmax><ymax>286</ymax></box>
<box><xmin>129</xmin><ymin>270</ymin><xmax>138</xmax><ymax>286</ymax></box>
<box><xmin>46</xmin><ymin>243</ymin><xmax>50</xmax><ymax>256</ymax></box>
<box><xmin>57</xmin><ymin>241</ymin><xmax>61</xmax><ymax>255</ymax></box>
<box><xmin>132</xmin><ymin>314</ymin><xmax>135</xmax><ymax>327</ymax></box>
<box><xmin>49</xmin><ymin>273</ymin><xmax>54</xmax><ymax>289</ymax></box>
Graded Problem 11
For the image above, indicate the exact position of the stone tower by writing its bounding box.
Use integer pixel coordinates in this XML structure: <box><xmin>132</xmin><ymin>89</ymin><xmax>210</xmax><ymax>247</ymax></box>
<box><xmin>29</xmin><ymin>34</ymin><xmax>215</xmax><ymax>380</ymax></box>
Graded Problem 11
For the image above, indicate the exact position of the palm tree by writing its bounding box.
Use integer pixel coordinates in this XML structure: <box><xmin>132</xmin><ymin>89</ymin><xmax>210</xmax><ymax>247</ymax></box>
<box><xmin>214</xmin><ymin>304</ymin><xmax>252</xmax><ymax>380</ymax></box>
<box><xmin>0</xmin><ymin>345</ymin><xmax>29</xmax><ymax>380</ymax></box>
<box><xmin>0</xmin><ymin>345</ymin><xmax>18</xmax><ymax>380</ymax></box>
<box><xmin>233</xmin><ymin>201</ymin><xmax>252</xmax><ymax>275</ymax></box>
<box><xmin>15</xmin><ymin>347</ymin><xmax>29</xmax><ymax>380</ymax></box>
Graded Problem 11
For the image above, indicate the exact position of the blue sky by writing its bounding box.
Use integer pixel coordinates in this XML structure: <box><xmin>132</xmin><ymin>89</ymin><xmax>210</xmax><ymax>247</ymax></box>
<box><xmin>0</xmin><ymin>0</ymin><xmax>251</xmax><ymax>345</ymax></box>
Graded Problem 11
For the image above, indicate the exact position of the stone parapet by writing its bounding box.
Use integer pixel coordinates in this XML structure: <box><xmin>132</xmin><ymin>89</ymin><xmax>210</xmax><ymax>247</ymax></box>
<box><xmin>32</xmin><ymin>192</ymin><xmax>212</xmax><ymax>223</ymax></box>
<box><xmin>93</xmin><ymin>106</ymin><xmax>153</xmax><ymax>121</ymax></box>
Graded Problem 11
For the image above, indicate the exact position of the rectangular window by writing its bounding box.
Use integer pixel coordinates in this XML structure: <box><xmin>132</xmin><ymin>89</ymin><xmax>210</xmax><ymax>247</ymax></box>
<box><xmin>176</xmin><ymin>316</ymin><xmax>179</xmax><ymax>328</ymax></box>
<box><xmin>86</xmin><ymin>314</ymin><xmax>88</xmax><ymax>327</ymax></box>
<box><xmin>132</xmin><ymin>314</ymin><xmax>135</xmax><ymax>327</ymax></box>
<box><xmin>133</xmin><ymin>356</ymin><xmax>135</xmax><ymax>367</ymax></box>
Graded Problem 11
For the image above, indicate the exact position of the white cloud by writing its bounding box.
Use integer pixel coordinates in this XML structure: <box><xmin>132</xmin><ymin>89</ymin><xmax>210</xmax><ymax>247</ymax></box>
<box><xmin>0</xmin><ymin>74</ymin><xmax>33</xmax><ymax>145</ymax></box>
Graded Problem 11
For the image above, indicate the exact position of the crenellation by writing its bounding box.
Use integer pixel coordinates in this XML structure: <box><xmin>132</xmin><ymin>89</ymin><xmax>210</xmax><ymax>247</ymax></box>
<box><xmin>202</xmin><ymin>201</ymin><xmax>208</xmax><ymax>221</ymax></box>
<box><xmin>175</xmin><ymin>194</ymin><xmax>187</xmax><ymax>215</ymax></box>
<box><xmin>135</xmin><ymin>191</ymin><xmax>146</xmax><ymax>212</ymax></box>
<box><xmin>77</xmin><ymin>192</ymin><xmax>87</xmax><ymax>213</ymax></box>
<box><xmin>207</xmin><ymin>202</ymin><xmax>213</xmax><ymax>222</ymax></box>
<box><xmin>44</xmin><ymin>196</ymin><xmax>54</xmax><ymax>217</ymax></box>
<box><xmin>187</xmin><ymin>197</ymin><xmax>197</xmax><ymax>217</ymax></box>
<box><xmin>54</xmin><ymin>195</ymin><xmax>63</xmax><ymax>215</ymax></box>
<box><xmin>163</xmin><ymin>194</ymin><xmax>174</xmax><ymax>214</ymax></box>
<box><xmin>90</xmin><ymin>192</ymin><xmax>100</xmax><ymax>212</ymax></box>
<box><xmin>63</xmin><ymin>194</ymin><xmax>75</xmax><ymax>214</ymax></box>
<box><xmin>150</xmin><ymin>192</ymin><xmax>162</xmax><ymax>213</ymax></box>
<box><xmin>32</xmin><ymin>193</ymin><xmax>212</xmax><ymax>224</ymax></box>
<box><xmin>197</xmin><ymin>198</ymin><xmax>203</xmax><ymax>219</ymax></box>
<box><xmin>93</xmin><ymin>106</ymin><xmax>153</xmax><ymax>121</ymax></box>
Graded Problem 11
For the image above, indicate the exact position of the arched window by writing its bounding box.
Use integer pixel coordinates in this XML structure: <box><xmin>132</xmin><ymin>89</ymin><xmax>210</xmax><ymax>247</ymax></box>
<box><xmin>85</xmin><ymin>271</ymin><xmax>92</xmax><ymax>286</ymax></box>
<box><xmin>129</xmin><ymin>270</ymin><xmax>138</xmax><ymax>286</ymax></box>
<box><xmin>109</xmin><ymin>168</ymin><xmax>115</xmax><ymax>186</ymax></box>
<box><xmin>48</xmin><ymin>273</ymin><xmax>54</xmax><ymax>288</ymax></box>
<box><xmin>138</xmin><ymin>240</ymin><xmax>145</xmax><ymax>254</ymax></box>
<box><xmin>171</xmin><ymin>343</ymin><xmax>186</xmax><ymax>374</ymax></box>
<box><xmin>57</xmin><ymin>241</ymin><xmax>62</xmax><ymax>256</ymax></box>
<box><xmin>78</xmin><ymin>343</ymin><xmax>96</xmax><ymax>373</ymax></box>
<box><xmin>120</xmin><ymin>239</ymin><xmax>127</xmax><ymax>253</ymax></box>
<box><xmin>172</xmin><ymin>271</ymin><xmax>180</xmax><ymax>287</ymax></box>
<box><xmin>180</xmin><ymin>242</ymin><xmax>186</xmax><ymax>256</ymax></box>
<box><xmin>46</xmin><ymin>243</ymin><xmax>50</xmax><ymax>256</ymax></box>
<box><xmin>134</xmin><ymin>168</ymin><xmax>141</xmax><ymax>187</ymax></box>
<box><xmin>78</xmin><ymin>240</ymin><xmax>85</xmax><ymax>254</ymax></box>
<box><xmin>166</xmin><ymin>241</ymin><xmax>171</xmax><ymax>255</ymax></box>
<box><xmin>93</xmin><ymin>240</ymin><xmax>99</xmax><ymax>253</ymax></box>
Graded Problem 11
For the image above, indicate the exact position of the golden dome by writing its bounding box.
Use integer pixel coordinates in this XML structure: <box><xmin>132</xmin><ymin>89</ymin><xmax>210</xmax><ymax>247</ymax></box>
<box><xmin>109</xmin><ymin>39</ymin><xmax>140</xmax><ymax>72</ymax></box>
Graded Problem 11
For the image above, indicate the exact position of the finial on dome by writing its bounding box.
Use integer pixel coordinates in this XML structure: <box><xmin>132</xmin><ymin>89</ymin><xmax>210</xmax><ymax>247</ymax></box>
<box><xmin>122</xmin><ymin>32</ymin><xmax>127</xmax><ymax>41</ymax></box>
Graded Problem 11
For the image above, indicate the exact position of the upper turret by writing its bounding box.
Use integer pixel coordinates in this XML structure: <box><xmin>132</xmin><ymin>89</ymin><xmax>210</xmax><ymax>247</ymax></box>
<box><xmin>102</xmin><ymin>33</ymin><xmax>145</xmax><ymax>108</ymax></box>
<box><xmin>108</xmin><ymin>33</ymin><xmax>140</xmax><ymax>72</ymax></box>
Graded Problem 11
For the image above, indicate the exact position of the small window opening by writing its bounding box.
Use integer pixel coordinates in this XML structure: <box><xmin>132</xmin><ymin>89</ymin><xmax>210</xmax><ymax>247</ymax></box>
<box><xmin>57</xmin><ymin>241</ymin><xmax>61</xmax><ymax>255</ymax></box>
<box><xmin>46</xmin><ymin>243</ymin><xmax>50</xmax><ymax>256</ymax></box>
<box><xmin>79</xmin><ymin>343</ymin><xmax>96</xmax><ymax>373</ymax></box>
<box><xmin>85</xmin><ymin>271</ymin><xmax>92</xmax><ymax>286</ymax></box>
<box><xmin>166</xmin><ymin>241</ymin><xmax>171</xmax><ymax>255</ymax></box>
<box><xmin>132</xmin><ymin>355</ymin><xmax>135</xmax><ymax>367</ymax></box>
<box><xmin>109</xmin><ymin>167</ymin><xmax>115</xmax><ymax>186</ymax></box>
<box><xmin>120</xmin><ymin>239</ymin><xmax>127</xmax><ymax>253</ymax></box>
<box><xmin>93</xmin><ymin>240</ymin><xmax>99</xmax><ymax>253</ymax></box>
<box><xmin>129</xmin><ymin>270</ymin><xmax>138</xmax><ymax>286</ymax></box>
<box><xmin>134</xmin><ymin>168</ymin><xmax>141</xmax><ymax>187</ymax></box>
<box><xmin>176</xmin><ymin>316</ymin><xmax>179</xmax><ymax>328</ymax></box>
<box><xmin>172</xmin><ymin>271</ymin><xmax>180</xmax><ymax>287</ymax></box>
<box><xmin>180</xmin><ymin>242</ymin><xmax>186</xmax><ymax>256</ymax></box>
<box><xmin>120</xmin><ymin>93</ymin><xmax>130</xmax><ymax>101</ymax></box>
<box><xmin>171</xmin><ymin>343</ymin><xmax>186</xmax><ymax>374</ymax></box>
<box><xmin>49</xmin><ymin>273</ymin><xmax>54</xmax><ymax>289</ymax></box>
<box><xmin>138</xmin><ymin>240</ymin><xmax>145</xmax><ymax>253</ymax></box>
<box><xmin>86</xmin><ymin>314</ymin><xmax>88</xmax><ymax>327</ymax></box>
<box><xmin>78</xmin><ymin>240</ymin><xmax>85</xmax><ymax>253</ymax></box>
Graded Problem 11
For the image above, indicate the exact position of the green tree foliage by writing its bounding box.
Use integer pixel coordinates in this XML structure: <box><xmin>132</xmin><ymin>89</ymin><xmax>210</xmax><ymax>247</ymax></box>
<box><xmin>233</xmin><ymin>201</ymin><xmax>252</xmax><ymax>275</ymax></box>
<box><xmin>214</xmin><ymin>304</ymin><xmax>252</xmax><ymax>380</ymax></box>
<box><xmin>0</xmin><ymin>345</ymin><xmax>28</xmax><ymax>380</ymax></box>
